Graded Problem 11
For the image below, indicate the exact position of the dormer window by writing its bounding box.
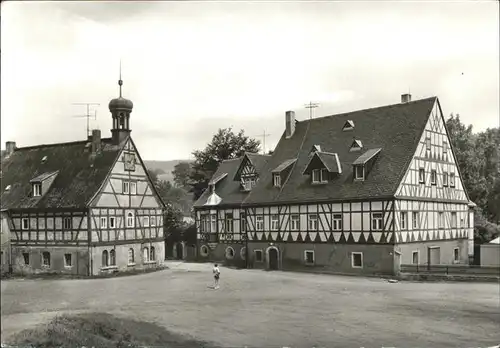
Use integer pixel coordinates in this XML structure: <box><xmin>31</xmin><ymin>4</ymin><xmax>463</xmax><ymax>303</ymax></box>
<box><xmin>33</xmin><ymin>183</ymin><xmax>42</xmax><ymax>197</ymax></box>
<box><xmin>273</xmin><ymin>174</ymin><xmax>281</xmax><ymax>187</ymax></box>
<box><xmin>241</xmin><ymin>177</ymin><xmax>257</xmax><ymax>191</ymax></box>
<box><xmin>4</xmin><ymin>185</ymin><xmax>11</xmax><ymax>192</ymax></box>
<box><xmin>354</xmin><ymin>165</ymin><xmax>365</xmax><ymax>180</ymax></box>
<box><xmin>350</xmin><ymin>139</ymin><xmax>363</xmax><ymax>152</ymax></box>
<box><xmin>343</xmin><ymin>120</ymin><xmax>355</xmax><ymax>131</ymax></box>
<box><xmin>41</xmin><ymin>156</ymin><xmax>47</xmax><ymax>163</ymax></box>
<box><xmin>312</xmin><ymin>169</ymin><xmax>328</xmax><ymax>183</ymax></box>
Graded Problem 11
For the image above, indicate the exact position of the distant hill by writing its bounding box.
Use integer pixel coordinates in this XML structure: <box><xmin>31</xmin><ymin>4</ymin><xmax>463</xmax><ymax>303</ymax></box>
<box><xmin>143</xmin><ymin>160</ymin><xmax>193</xmax><ymax>184</ymax></box>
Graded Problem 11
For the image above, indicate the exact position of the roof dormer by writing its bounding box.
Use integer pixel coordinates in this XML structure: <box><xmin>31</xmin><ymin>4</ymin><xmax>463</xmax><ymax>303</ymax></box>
<box><xmin>29</xmin><ymin>171</ymin><xmax>59</xmax><ymax>198</ymax></box>
<box><xmin>303</xmin><ymin>151</ymin><xmax>342</xmax><ymax>184</ymax></box>
<box><xmin>352</xmin><ymin>148</ymin><xmax>382</xmax><ymax>182</ymax></box>
<box><xmin>343</xmin><ymin>120</ymin><xmax>355</xmax><ymax>131</ymax></box>
<box><xmin>350</xmin><ymin>139</ymin><xmax>363</xmax><ymax>152</ymax></box>
<box><xmin>271</xmin><ymin>158</ymin><xmax>296</xmax><ymax>188</ymax></box>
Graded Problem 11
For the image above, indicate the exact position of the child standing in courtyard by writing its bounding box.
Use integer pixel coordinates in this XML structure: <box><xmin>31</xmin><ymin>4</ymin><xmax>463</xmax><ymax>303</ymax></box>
<box><xmin>213</xmin><ymin>263</ymin><xmax>220</xmax><ymax>289</ymax></box>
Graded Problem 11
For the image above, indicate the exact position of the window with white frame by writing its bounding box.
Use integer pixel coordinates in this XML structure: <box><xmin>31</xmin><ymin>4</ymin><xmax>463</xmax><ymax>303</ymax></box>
<box><xmin>453</xmin><ymin>247</ymin><xmax>459</xmax><ymax>262</ymax></box>
<box><xmin>412</xmin><ymin>212</ymin><xmax>418</xmax><ymax>229</ymax></box>
<box><xmin>151</xmin><ymin>216</ymin><xmax>156</xmax><ymax>226</ymax></box>
<box><xmin>127</xmin><ymin>212</ymin><xmax>135</xmax><ymax>228</ymax></box>
<box><xmin>22</xmin><ymin>218</ymin><xmax>29</xmax><ymax>230</ymax></box>
<box><xmin>225</xmin><ymin>213</ymin><xmax>233</xmax><ymax>233</ymax></box>
<box><xmin>312</xmin><ymin>169</ymin><xmax>328</xmax><ymax>183</ymax></box>
<box><xmin>100</xmin><ymin>217</ymin><xmax>107</xmax><ymax>229</ymax></box>
<box><xmin>290</xmin><ymin>214</ymin><xmax>300</xmax><ymax>231</ymax></box>
<box><xmin>351</xmin><ymin>252</ymin><xmax>363</xmax><ymax>268</ymax></box>
<box><xmin>256</xmin><ymin>215</ymin><xmax>264</xmax><ymax>231</ymax></box>
<box><xmin>443</xmin><ymin>141</ymin><xmax>448</xmax><ymax>160</ymax></box>
<box><xmin>460</xmin><ymin>218</ymin><xmax>465</xmax><ymax>228</ymax></box>
<box><xmin>451</xmin><ymin>212</ymin><xmax>457</xmax><ymax>228</ymax></box>
<box><xmin>412</xmin><ymin>251</ymin><xmax>419</xmax><ymax>264</ymax></box>
<box><xmin>110</xmin><ymin>250</ymin><xmax>116</xmax><ymax>266</ymax></box>
<box><xmin>143</xmin><ymin>247</ymin><xmax>149</xmax><ymax>262</ymax></box>
<box><xmin>143</xmin><ymin>216</ymin><xmax>150</xmax><ymax>227</ymax></box>
<box><xmin>200</xmin><ymin>215</ymin><xmax>206</xmax><ymax>233</ymax></box>
<box><xmin>450</xmin><ymin>173</ymin><xmax>455</xmax><ymax>187</ymax></box>
<box><xmin>63</xmin><ymin>217</ymin><xmax>72</xmax><ymax>230</ymax></box>
<box><xmin>443</xmin><ymin>172</ymin><xmax>448</xmax><ymax>187</ymax></box>
<box><xmin>130</xmin><ymin>182</ymin><xmax>137</xmax><ymax>195</ymax></box>
<box><xmin>150</xmin><ymin>247</ymin><xmax>156</xmax><ymax>261</ymax></box>
<box><xmin>42</xmin><ymin>251</ymin><xmax>51</xmax><ymax>267</ymax></box>
<box><xmin>400</xmin><ymin>212</ymin><xmax>407</xmax><ymax>230</ymax></box>
<box><xmin>273</xmin><ymin>174</ymin><xmax>281</xmax><ymax>187</ymax></box>
<box><xmin>109</xmin><ymin>217</ymin><xmax>116</xmax><ymax>229</ymax></box>
<box><xmin>371</xmin><ymin>213</ymin><xmax>383</xmax><ymax>231</ymax></box>
<box><xmin>425</xmin><ymin>136</ymin><xmax>431</xmax><ymax>150</ymax></box>
<box><xmin>123</xmin><ymin>181</ymin><xmax>130</xmax><ymax>194</ymax></box>
<box><xmin>431</xmin><ymin>170</ymin><xmax>437</xmax><ymax>185</ymax></box>
<box><xmin>210</xmin><ymin>214</ymin><xmax>217</xmax><ymax>233</ymax></box>
<box><xmin>33</xmin><ymin>183</ymin><xmax>42</xmax><ymax>197</ymax></box>
<box><xmin>240</xmin><ymin>211</ymin><xmax>246</xmax><ymax>232</ymax></box>
<box><xmin>304</xmin><ymin>250</ymin><xmax>315</xmax><ymax>265</ymax></box>
<box><xmin>419</xmin><ymin>168</ymin><xmax>425</xmax><ymax>184</ymax></box>
<box><xmin>438</xmin><ymin>212</ymin><xmax>444</xmax><ymax>229</ymax></box>
<box><xmin>308</xmin><ymin>214</ymin><xmax>318</xmax><ymax>230</ymax></box>
<box><xmin>354</xmin><ymin>165</ymin><xmax>364</xmax><ymax>180</ymax></box>
<box><xmin>254</xmin><ymin>250</ymin><xmax>263</xmax><ymax>262</ymax></box>
<box><xmin>332</xmin><ymin>214</ymin><xmax>342</xmax><ymax>231</ymax></box>
<box><xmin>271</xmin><ymin>214</ymin><xmax>279</xmax><ymax>231</ymax></box>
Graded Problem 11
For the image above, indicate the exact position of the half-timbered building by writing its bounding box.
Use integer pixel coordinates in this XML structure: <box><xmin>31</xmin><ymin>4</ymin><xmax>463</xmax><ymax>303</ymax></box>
<box><xmin>0</xmin><ymin>79</ymin><xmax>165</xmax><ymax>276</ymax></box>
<box><xmin>194</xmin><ymin>94</ymin><xmax>475</xmax><ymax>275</ymax></box>
<box><xmin>193</xmin><ymin>152</ymin><xmax>270</xmax><ymax>265</ymax></box>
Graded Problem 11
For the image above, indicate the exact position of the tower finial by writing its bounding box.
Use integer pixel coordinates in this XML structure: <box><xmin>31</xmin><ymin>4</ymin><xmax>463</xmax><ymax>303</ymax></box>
<box><xmin>118</xmin><ymin>59</ymin><xmax>123</xmax><ymax>97</ymax></box>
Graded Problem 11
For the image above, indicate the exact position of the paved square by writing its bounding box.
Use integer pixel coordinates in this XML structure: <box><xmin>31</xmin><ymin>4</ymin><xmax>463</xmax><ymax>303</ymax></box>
<box><xmin>1</xmin><ymin>262</ymin><xmax>499</xmax><ymax>347</ymax></box>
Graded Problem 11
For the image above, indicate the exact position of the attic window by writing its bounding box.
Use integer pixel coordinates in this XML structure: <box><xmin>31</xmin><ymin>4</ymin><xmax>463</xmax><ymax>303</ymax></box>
<box><xmin>5</xmin><ymin>185</ymin><xmax>11</xmax><ymax>192</ymax></box>
<box><xmin>273</xmin><ymin>174</ymin><xmax>281</xmax><ymax>187</ymax></box>
<box><xmin>354</xmin><ymin>165</ymin><xmax>365</xmax><ymax>180</ymax></box>
<box><xmin>33</xmin><ymin>183</ymin><xmax>42</xmax><ymax>197</ymax></box>
<box><xmin>41</xmin><ymin>156</ymin><xmax>47</xmax><ymax>163</ymax></box>
<box><xmin>343</xmin><ymin>120</ymin><xmax>355</xmax><ymax>131</ymax></box>
<box><xmin>312</xmin><ymin>169</ymin><xmax>328</xmax><ymax>183</ymax></box>
<box><xmin>350</xmin><ymin>139</ymin><xmax>363</xmax><ymax>152</ymax></box>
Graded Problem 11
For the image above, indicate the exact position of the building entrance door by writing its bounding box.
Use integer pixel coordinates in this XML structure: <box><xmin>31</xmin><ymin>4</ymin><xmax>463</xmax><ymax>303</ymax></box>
<box><xmin>268</xmin><ymin>248</ymin><xmax>279</xmax><ymax>270</ymax></box>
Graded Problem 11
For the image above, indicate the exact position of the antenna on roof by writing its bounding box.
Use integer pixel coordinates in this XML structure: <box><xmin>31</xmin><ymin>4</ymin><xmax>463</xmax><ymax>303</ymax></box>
<box><xmin>71</xmin><ymin>102</ymin><xmax>100</xmax><ymax>137</ymax></box>
<box><xmin>304</xmin><ymin>101</ymin><xmax>320</xmax><ymax>119</ymax></box>
<box><xmin>253</xmin><ymin>130</ymin><xmax>271</xmax><ymax>154</ymax></box>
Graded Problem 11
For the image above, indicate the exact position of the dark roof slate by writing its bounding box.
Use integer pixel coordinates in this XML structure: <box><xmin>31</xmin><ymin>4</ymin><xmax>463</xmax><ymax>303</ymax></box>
<box><xmin>316</xmin><ymin>152</ymin><xmax>341</xmax><ymax>173</ymax></box>
<box><xmin>1</xmin><ymin>138</ymin><xmax>122</xmax><ymax>209</ymax></box>
<box><xmin>243</xmin><ymin>97</ymin><xmax>437</xmax><ymax>205</ymax></box>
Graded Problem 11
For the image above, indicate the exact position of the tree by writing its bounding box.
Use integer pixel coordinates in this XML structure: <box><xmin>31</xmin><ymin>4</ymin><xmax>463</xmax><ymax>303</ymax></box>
<box><xmin>189</xmin><ymin>128</ymin><xmax>260</xmax><ymax>200</ymax></box>
<box><xmin>172</xmin><ymin>162</ymin><xmax>191</xmax><ymax>188</ymax></box>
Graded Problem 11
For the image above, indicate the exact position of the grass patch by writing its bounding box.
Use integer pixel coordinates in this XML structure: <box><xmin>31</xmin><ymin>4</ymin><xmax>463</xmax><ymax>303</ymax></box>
<box><xmin>4</xmin><ymin>312</ymin><xmax>218</xmax><ymax>348</ymax></box>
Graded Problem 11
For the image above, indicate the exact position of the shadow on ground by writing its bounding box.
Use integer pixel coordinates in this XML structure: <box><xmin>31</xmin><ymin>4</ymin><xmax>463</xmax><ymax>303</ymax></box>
<box><xmin>4</xmin><ymin>312</ymin><xmax>219</xmax><ymax>348</ymax></box>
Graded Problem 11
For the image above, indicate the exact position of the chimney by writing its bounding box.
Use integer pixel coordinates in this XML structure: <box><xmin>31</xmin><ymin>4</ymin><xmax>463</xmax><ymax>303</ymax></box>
<box><xmin>5</xmin><ymin>141</ymin><xmax>16</xmax><ymax>157</ymax></box>
<box><xmin>401</xmin><ymin>93</ymin><xmax>412</xmax><ymax>103</ymax></box>
<box><xmin>285</xmin><ymin>111</ymin><xmax>296</xmax><ymax>139</ymax></box>
<box><xmin>91</xmin><ymin>129</ymin><xmax>102</xmax><ymax>154</ymax></box>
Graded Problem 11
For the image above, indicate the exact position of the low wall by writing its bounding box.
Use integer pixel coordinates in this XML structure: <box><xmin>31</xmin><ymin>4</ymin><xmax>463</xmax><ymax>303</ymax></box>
<box><xmin>480</xmin><ymin>244</ymin><xmax>500</xmax><ymax>267</ymax></box>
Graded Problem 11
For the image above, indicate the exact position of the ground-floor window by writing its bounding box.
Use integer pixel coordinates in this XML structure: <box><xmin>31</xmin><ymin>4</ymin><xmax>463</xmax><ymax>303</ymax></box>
<box><xmin>0</xmin><ymin>251</ymin><xmax>3</xmax><ymax>264</ymax></box>
<box><xmin>254</xmin><ymin>250</ymin><xmax>263</xmax><ymax>262</ymax></box>
<box><xmin>110</xmin><ymin>250</ymin><xmax>116</xmax><ymax>266</ymax></box>
<box><xmin>304</xmin><ymin>250</ymin><xmax>315</xmax><ymax>265</ymax></box>
<box><xmin>23</xmin><ymin>253</ymin><xmax>30</xmax><ymax>265</ymax></box>
<box><xmin>42</xmin><ymin>252</ymin><xmax>51</xmax><ymax>267</ymax></box>
<box><xmin>102</xmin><ymin>250</ymin><xmax>109</xmax><ymax>267</ymax></box>
<box><xmin>143</xmin><ymin>247</ymin><xmax>149</xmax><ymax>262</ymax></box>
<box><xmin>128</xmin><ymin>248</ymin><xmax>135</xmax><ymax>264</ymax></box>
<box><xmin>64</xmin><ymin>253</ymin><xmax>72</xmax><ymax>267</ymax></box>
<box><xmin>150</xmin><ymin>246</ymin><xmax>156</xmax><ymax>261</ymax></box>
<box><xmin>225</xmin><ymin>247</ymin><xmax>235</xmax><ymax>260</ymax></box>
<box><xmin>351</xmin><ymin>252</ymin><xmax>363</xmax><ymax>268</ymax></box>
<box><xmin>412</xmin><ymin>251</ymin><xmax>419</xmax><ymax>265</ymax></box>
<box><xmin>240</xmin><ymin>247</ymin><xmax>246</xmax><ymax>260</ymax></box>
<box><xmin>453</xmin><ymin>247</ymin><xmax>459</xmax><ymax>262</ymax></box>
<box><xmin>200</xmin><ymin>245</ymin><xmax>209</xmax><ymax>257</ymax></box>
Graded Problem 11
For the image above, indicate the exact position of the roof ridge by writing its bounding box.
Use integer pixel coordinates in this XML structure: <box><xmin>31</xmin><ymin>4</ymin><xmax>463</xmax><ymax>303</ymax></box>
<box><xmin>299</xmin><ymin>96</ymin><xmax>437</xmax><ymax>124</ymax></box>
<box><xmin>15</xmin><ymin>137</ymin><xmax>113</xmax><ymax>151</ymax></box>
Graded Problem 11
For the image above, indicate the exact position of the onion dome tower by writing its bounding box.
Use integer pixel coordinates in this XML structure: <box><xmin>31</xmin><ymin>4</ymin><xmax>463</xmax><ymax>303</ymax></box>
<box><xmin>109</xmin><ymin>62</ymin><xmax>133</xmax><ymax>145</ymax></box>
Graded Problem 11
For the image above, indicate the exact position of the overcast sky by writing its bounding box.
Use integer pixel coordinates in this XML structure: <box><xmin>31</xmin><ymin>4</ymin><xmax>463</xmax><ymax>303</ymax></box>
<box><xmin>1</xmin><ymin>1</ymin><xmax>499</xmax><ymax>161</ymax></box>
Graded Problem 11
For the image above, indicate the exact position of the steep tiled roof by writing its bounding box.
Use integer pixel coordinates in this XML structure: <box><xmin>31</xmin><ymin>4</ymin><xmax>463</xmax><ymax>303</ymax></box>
<box><xmin>0</xmin><ymin>138</ymin><xmax>122</xmax><ymax>209</ymax></box>
<box><xmin>194</xmin><ymin>153</ymin><xmax>271</xmax><ymax>208</ymax></box>
<box><xmin>244</xmin><ymin>97</ymin><xmax>437</xmax><ymax>205</ymax></box>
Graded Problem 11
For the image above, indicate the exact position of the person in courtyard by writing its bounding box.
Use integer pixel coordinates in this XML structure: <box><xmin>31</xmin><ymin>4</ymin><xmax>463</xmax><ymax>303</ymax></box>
<box><xmin>213</xmin><ymin>263</ymin><xmax>220</xmax><ymax>289</ymax></box>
